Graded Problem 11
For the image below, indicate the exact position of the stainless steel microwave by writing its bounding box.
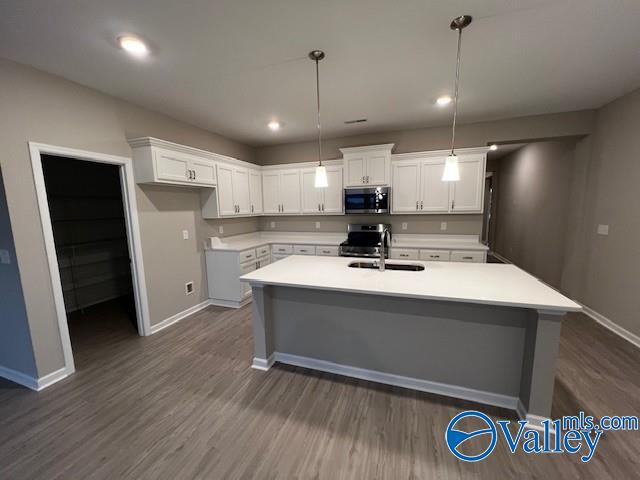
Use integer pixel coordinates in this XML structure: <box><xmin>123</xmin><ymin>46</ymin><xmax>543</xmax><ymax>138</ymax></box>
<box><xmin>344</xmin><ymin>187</ymin><xmax>390</xmax><ymax>214</ymax></box>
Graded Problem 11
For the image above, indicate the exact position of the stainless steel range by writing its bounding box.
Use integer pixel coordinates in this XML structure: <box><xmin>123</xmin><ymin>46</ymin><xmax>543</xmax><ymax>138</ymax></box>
<box><xmin>339</xmin><ymin>224</ymin><xmax>391</xmax><ymax>258</ymax></box>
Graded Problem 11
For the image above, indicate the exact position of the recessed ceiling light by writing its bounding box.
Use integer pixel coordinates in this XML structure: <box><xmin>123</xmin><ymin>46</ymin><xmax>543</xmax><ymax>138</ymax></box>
<box><xmin>268</xmin><ymin>121</ymin><xmax>281</xmax><ymax>131</ymax></box>
<box><xmin>489</xmin><ymin>144</ymin><xmax>498</xmax><ymax>151</ymax></box>
<box><xmin>118</xmin><ymin>35</ymin><xmax>149</xmax><ymax>57</ymax></box>
<box><xmin>436</xmin><ymin>95</ymin><xmax>452</xmax><ymax>106</ymax></box>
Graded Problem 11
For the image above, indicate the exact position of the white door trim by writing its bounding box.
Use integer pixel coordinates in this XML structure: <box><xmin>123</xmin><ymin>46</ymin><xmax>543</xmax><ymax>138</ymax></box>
<box><xmin>28</xmin><ymin>142</ymin><xmax>152</xmax><ymax>378</ymax></box>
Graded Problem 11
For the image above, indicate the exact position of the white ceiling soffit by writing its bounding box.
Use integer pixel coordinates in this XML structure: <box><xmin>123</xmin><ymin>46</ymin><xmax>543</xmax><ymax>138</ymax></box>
<box><xmin>1</xmin><ymin>0</ymin><xmax>639</xmax><ymax>146</ymax></box>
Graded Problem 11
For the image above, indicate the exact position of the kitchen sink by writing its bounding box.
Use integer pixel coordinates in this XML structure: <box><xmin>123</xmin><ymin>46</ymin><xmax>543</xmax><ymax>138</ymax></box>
<box><xmin>348</xmin><ymin>261</ymin><xmax>425</xmax><ymax>271</ymax></box>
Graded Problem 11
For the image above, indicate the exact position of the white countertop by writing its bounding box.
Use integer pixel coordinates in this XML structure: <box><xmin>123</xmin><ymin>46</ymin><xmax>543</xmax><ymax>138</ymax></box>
<box><xmin>240</xmin><ymin>256</ymin><xmax>582</xmax><ymax>313</ymax></box>
<box><xmin>206</xmin><ymin>232</ymin><xmax>487</xmax><ymax>252</ymax></box>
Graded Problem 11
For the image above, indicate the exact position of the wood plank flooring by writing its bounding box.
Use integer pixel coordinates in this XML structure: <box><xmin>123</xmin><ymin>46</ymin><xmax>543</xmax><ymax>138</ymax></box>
<box><xmin>1</xmin><ymin>301</ymin><xmax>639</xmax><ymax>479</ymax></box>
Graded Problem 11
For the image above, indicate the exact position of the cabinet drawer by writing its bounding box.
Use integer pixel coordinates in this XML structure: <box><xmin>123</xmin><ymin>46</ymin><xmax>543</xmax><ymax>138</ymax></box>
<box><xmin>450</xmin><ymin>251</ymin><xmax>485</xmax><ymax>263</ymax></box>
<box><xmin>272</xmin><ymin>253</ymin><xmax>290</xmax><ymax>262</ymax></box>
<box><xmin>256</xmin><ymin>245</ymin><xmax>270</xmax><ymax>258</ymax></box>
<box><xmin>272</xmin><ymin>244</ymin><xmax>293</xmax><ymax>255</ymax></box>
<box><xmin>419</xmin><ymin>250</ymin><xmax>451</xmax><ymax>261</ymax></box>
<box><xmin>293</xmin><ymin>245</ymin><xmax>315</xmax><ymax>255</ymax></box>
<box><xmin>256</xmin><ymin>255</ymin><xmax>271</xmax><ymax>269</ymax></box>
<box><xmin>239</xmin><ymin>249</ymin><xmax>256</xmax><ymax>263</ymax></box>
<box><xmin>390</xmin><ymin>249</ymin><xmax>419</xmax><ymax>260</ymax></box>
<box><xmin>315</xmin><ymin>245</ymin><xmax>339</xmax><ymax>256</ymax></box>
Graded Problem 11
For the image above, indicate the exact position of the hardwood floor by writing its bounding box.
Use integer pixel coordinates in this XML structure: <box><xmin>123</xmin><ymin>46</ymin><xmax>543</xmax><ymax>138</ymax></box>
<box><xmin>1</xmin><ymin>304</ymin><xmax>639</xmax><ymax>479</ymax></box>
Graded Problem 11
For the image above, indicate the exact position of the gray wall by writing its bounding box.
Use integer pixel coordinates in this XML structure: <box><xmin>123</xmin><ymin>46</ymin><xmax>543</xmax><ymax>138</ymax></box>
<box><xmin>0</xmin><ymin>170</ymin><xmax>38</xmax><ymax>377</ymax></box>
<box><xmin>579</xmin><ymin>88</ymin><xmax>640</xmax><ymax>337</ymax></box>
<box><xmin>0</xmin><ymin>58</ymin><xmax>257</xmax><ymax>378</ymax></box>
<box><xmin>492</xmin><ymin>141</ymin><xmax>578</xmax><ymax>289</ymax></box>
<box><xmin>259</xmin><ymin>214</ymin><xmax>482</xmax><ymax>235</ymax></box>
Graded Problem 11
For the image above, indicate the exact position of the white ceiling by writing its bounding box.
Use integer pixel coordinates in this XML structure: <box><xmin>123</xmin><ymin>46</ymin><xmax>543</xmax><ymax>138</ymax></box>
<box><xmin>1</xmin><ymin>0</ymin><xmax>640</xmax><ymax>146</ymax></box>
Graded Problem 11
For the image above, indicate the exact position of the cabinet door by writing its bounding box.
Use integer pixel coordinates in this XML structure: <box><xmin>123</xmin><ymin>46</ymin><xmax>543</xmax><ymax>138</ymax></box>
<box><xmin>322</xmin><ymin>167</ymin><xmax>343</xmax><ymax>213</ymax></box>
<box><xmin>262</xmin><ymin>172</ymin><xmax>280</xmax><ymax>214</ymax></box>
<box><xmin>392</xmin><ymin>161</ymin><xmax>420</xmax><ymax>212</ymax></box>
<box><xmin>344</xmin><ymin>156</ymin><xmax>366</xmax><ymax>186</ymax></box>
<box><xmin>232</xmin><ymin>167</ymin><xmax>251</xmax><ymax>215</ymax></box>
<box><xmin>239</xmin><ymin>260</ymin><xmax>257</xmax><ymax>299</ymax></box>
<box><xmin>420</xmin><ymin>160</ymin><xmax>451</xmax><ymax>212</ymax></box>
<box><xmin>249</xmin><ymin>170</ymin><xmax>263</xmax><ymax>215</ymax></box>
<box><xmin>366</xmin><ymin>153</ymin><xmax>389</xmax><ymax>185</ymax></box>
<box><xmin>451</xmin><ymin>155</ymin><xmax>485</xmax><ymax>213</ymax></box>
<box><xmin>154</xmin><ymin>149</ymin><xmax>190</xmax><ymax>184</ymax></box>
<box><xmin>301</xmin><ymin>169</ymin><xmax>324</xmax><ymax>213</ymax></box>
<box><xmin>190</xmin><ymin>158</ymin><xmax>216</xmax><ymax>186</ymax></box>
<box><xmin>279</xmin><ymin>170</ymin><xmax>301</xmax><ymax>213</ymax></box>
<box><xmin>216</xmin><ymin>164</ymin><xmax>236</xmax><ymax>216</ymax></box>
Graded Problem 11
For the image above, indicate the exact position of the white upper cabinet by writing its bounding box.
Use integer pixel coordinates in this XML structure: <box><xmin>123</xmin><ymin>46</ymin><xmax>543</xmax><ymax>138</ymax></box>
<box><xmin>341</xmin><ymin>144</ymin><xmax>394</xmax><ymax>187</ymax></box>
<box><xmin>451</xmin><ymin>154</ymin><xmax>485</xmax><ymax>212</ymax></box>
<box><xmin>300</xmin><ymin>166</ymin><xmax>344</xmax><ymax>214</ymax></box>
<box><xmin>392</xmin><ymin>162</ymin><xmax>421</xmax><ymax>212</ymax></box>
<box><xmin>391</xmin><ymin>150</ymin><xmax>486</xmax><ymax>214</ymax></box>
<box><xmin>215</xmin><ymin>164</ymin><xmax>236</xmax><ymax>216</ymax></box>
<box><xmin>231</xmin><ymin>167</ymin><xmax>251</xmax><ymax>215</ymax></box>
<box><xmin>280</xmin><ymin>170</ymin><xmax>302</xmax><ymax>213</ymax></box>
<box><xmin>420</xmin><ymin>159</ymin><xmax>451</xmax><ymax>212</ymax></box>
<box><xmin>249</xmin><ymin>169</ymin><xmax>263</xmax><ymax>215</ymax></box>
<box><xmin>131</xmin><ymin>142</ymin><xmax>218</xmax><ymax>187</ymax></box>
<box><xmin>262</xmin><ymin>169</ymin><xmax>302</xmax><ymax>214</ymax></box>
<box><xmin>301</xmin><ymin>169</ymin><xmax>324</xmax><ymax>213</ymax></box>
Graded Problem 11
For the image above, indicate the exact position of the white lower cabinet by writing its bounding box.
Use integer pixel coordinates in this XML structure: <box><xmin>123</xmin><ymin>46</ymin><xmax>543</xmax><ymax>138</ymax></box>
<box><xmin>390</xmin><ymin>248</ymin><xmax>486</xmax><ymax>263</ymax></box>
<box><xmin>315</xmin><ymin>245</ymin><xmax>339</xmax><ymax>256</ymax></box>
<box><xmin>293</xmin><ymin>245</ymin><xmax>315</xmax><ymax>255</ymax></box>
<box><xmin>206</xmin><ymin>245</ymin><xmax>271</xmax><ymax>307</ymax></box>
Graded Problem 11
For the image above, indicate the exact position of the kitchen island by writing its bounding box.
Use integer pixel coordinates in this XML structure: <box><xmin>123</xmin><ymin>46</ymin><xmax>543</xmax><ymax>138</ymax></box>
<box><xmin>240</xmin><ymin>256</ymin><xmax>581</xmax><ymax>425</ymax></box>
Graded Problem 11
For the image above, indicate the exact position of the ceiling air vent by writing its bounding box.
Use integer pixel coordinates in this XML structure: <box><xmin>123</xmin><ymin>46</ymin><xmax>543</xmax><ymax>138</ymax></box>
<box><xmin>344</xmin><ymin>118</ymin><xmax>367</xmax><ymax>124</ymax></box>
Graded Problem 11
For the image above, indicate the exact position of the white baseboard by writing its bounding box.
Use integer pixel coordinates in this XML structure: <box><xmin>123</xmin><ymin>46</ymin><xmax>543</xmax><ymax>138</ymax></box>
<box><xmin>582</xmin><ymin>305</ymin><xmax>640</xmax><ymax>349</ymax></box>
<box><xmin>0</xmin><ymin>365</ymin><xmax>70</xmax><ymax>391</ymax></box>
<box><xmin>251</xmin><ymin>354</ymin><xmax>275</xmax><ymax>371</ymax></box>
<box><xmin>516</xmin><ymin>399</ymin><xmax>555</xmax><ymax>434</ymax></box>
<box><xmin>209</xmin><ymin>297</ymin><xmax>252</xmax><ymax>309</ymax></box>
<box><xmin>149</xmin><ymin>300</ymin><xmax>211</xmax><ymax>334</ymax></box>
<box><xmin>271</xmin><ymin>352</ymin><xmax>519</xmax><ymax>412</ymax></box>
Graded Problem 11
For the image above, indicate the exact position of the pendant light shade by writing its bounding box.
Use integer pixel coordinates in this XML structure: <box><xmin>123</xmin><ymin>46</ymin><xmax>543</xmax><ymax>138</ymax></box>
<box><xmin>309</xmin><ymin>50</ymin><xmax>328</xmax><ymax>188</ymax></box>
<box><xmin>442</xmin><ymin>154</ymin><xmax>460</xmax><ymax>182</ymax></box>
<box><xmin>442</xmin><ymin>15</ymin><xmax>472</xmax><ymax>182</ymax></box>
<box><xmin>314</xmin><ymin>165</ymin><xmax>328</xmax><ymax>188</ymax></box>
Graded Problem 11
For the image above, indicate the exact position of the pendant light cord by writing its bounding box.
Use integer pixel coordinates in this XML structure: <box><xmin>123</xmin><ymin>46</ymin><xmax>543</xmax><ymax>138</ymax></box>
<box><xmin>450</xmin><ymin>26</ymin><xmax>463</xmax><ymax>155</ymax></box>
<box><xmin>314</xmin><ymin>57</ymin><xmax>323</xmax><ymax>167</ymax></box>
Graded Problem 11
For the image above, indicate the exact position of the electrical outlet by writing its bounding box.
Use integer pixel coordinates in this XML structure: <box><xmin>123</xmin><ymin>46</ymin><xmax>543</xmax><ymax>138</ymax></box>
<box><xmin>401</xmin><ymin>222</ymin><xmax>408</xmax><ymax>230</ymax></box>
<box><xmin>219</xmin><ymin>225</ymin><xmax>224</xmax><ymax>234</ymax></box>
<box><xmin>270</xmin><ymin>221</ymin><xmax>276</xmax><ymax>229</ymax></box>
<box><xmin>315</xmin><ymin>222</ymin><xmax>321</xmax><ymax>229</ymax></box>
<box><xmin>597</xmin><ymin>224</ymin><xmax>609</xmax><ymax>235</ymax></box>
<box><xmin>440</xmin><ymin>222</ymin><xmax>448</xmax><ymax>231</ymax></box>
<box><xmin>182</xmin><ymin>230</ymin><xmax>189</xmax><ymax>240</ymax></box>
<box><xmin>185</xmin><ymin>281</ymin><xmax>194</xmax><ymax>295</ymax></box>
<box><xmin>0</xmin><ymin>249</ymin><xmax>10</xmax><ymax>265</ymax></box>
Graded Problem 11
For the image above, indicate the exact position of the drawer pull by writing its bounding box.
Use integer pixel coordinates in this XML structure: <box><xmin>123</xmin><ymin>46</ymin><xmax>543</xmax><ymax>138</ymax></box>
<box><xmin>400</xmin><ymin>254</ymin><xmax>409</xmax><ymax>257</ymax></box>
<box><xmin>245</xmin><ymin>254</ymin><xmax>252</xmax><ymax>259</ymax></box>
<box><xmin>430</xmin><ymin>255</ymin><xmax>440</xmax><ymax>258</ymax></box>
<box><xmin>463</xmin><ymin>256</ymin><xmax>473</xmax><ymax>260</ymax></box>
<box><xmin>322</xmin><ymin>250</ymin><xmax>330</xmax><ymax>254</ymax></box>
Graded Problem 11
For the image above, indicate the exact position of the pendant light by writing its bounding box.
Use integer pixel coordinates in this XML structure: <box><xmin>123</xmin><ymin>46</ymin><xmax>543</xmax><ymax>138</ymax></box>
<box><xmin>442</xmin><ymin>15</ymin><xmax>472</xmax><ymax>182</ymax></box>
<box><xmin>309</xmin><ymin>50</ymin><xmax>328</xmax><ymax>188</ymax></box>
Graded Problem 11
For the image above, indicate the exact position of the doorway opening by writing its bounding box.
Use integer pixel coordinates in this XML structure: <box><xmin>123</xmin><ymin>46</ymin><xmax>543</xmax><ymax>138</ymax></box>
<box><xmin>30</xmin><ymin>143</ymin><xmax>150</xmax><ymax>378</ymax></box>
<box><xmin>41</xmin><ymin>155</ymin><xmax>138</xmax><ymax>361</ymax></box>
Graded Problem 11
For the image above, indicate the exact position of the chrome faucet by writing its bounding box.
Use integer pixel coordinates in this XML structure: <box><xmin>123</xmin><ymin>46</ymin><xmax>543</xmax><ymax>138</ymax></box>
<box><xmin>379</xmin><ymin>228</ymin><xmax>391</xmax><ymax>272</ymax></box>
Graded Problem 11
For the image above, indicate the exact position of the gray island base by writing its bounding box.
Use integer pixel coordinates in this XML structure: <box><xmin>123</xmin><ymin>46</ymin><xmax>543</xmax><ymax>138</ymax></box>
<box><xmin>241</xmin><ymin>256</ymin><xmax>582</xmax><ymax>428</ymax></box>
<box><xmin>251</xmin><ymin>285</ymin><xmax>563</xmax><ymax>427</ymax></box>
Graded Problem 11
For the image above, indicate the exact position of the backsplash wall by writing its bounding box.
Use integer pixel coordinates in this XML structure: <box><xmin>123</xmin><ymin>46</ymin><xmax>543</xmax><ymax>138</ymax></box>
<box><xmin>258</xmin><ymin>214</ymin><xmax>482</xmax><ymax>236</ymax></box>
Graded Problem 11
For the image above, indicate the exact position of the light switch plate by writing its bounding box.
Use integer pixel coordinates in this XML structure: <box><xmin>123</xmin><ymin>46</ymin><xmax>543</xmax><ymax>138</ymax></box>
<box><xmin>185</xmin><ymin>281</ymin><xmax>194</xmax><ymax>295</ymax></box>
<box><xmin>441</xmin><ymin>222</ymin><xmax>448</xmax><ymax>231</ymax></box>
<box><xmin>315</xmin><ymin>222</ymin><xmax>321</xmax><ymax>229</ymax></box>
<box><xmin>182</xmin><ymin>230</ymin><xmax>189</xmax><ymax>240</ymax></box>
<box><xmin>401</xmin><ymin>222</ymin><xmax>408</xmax><ymax>230</ymax></box>
<box><xmin>597</xmin><ymin>224</ymin><xmax>609</xmax><ymax>235</ymax></box>
<box><xmin>218</xmin><ymin>225</ymin><xmax>224</xmax><ymax>234</ymax></box>
<box><xmin>0</xmin><ymin>249</ymin><xmax>10</xmax><ymax>264</ymax></box>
